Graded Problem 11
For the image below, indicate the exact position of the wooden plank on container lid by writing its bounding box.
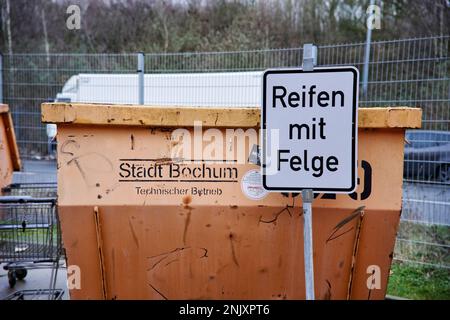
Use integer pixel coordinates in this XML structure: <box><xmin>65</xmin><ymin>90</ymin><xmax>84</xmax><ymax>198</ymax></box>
<box><xmin>41</xmin><ymin>102</ymin><xmax>422</xmax><ymax>129</ymax></box>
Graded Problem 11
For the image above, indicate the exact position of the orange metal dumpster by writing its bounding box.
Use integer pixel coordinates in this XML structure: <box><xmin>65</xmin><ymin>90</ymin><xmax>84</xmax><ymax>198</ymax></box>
<box><xmin>41</xmin><ymin>102</ymin><xmax>421</xmax><ymax>300</ymax></box>
<box><xmin>0</xmin><ymin>104</ymin><xmax>21</xmax><ymax>193</ymax></box>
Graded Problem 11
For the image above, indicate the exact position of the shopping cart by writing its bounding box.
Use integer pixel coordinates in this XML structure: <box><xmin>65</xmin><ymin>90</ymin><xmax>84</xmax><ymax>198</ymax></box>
<box><xmin>2</xmin><ymin>289</ymin><xmax>64</xmax><ymax>300</ymax></box>
<box><xmin>1</xmin><ymin>183</ymin><xmax>57</xmax><ymax>198</ymax></box>
<box><xmin>0</xmin><ymin>197</ymin><xmax>62</xmax><ymax>291</ymax></box>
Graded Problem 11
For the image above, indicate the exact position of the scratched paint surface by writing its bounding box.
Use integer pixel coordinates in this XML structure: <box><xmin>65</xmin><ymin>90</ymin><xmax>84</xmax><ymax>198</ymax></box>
<box><xmin>57</xmin><ymin>125</ymin><xmax>405</xmax><ymax>300</ymax></box>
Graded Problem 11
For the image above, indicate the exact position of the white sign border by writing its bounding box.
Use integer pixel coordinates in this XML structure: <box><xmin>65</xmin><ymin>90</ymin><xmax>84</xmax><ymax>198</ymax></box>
<box><xmin>261</xmin><ymin>66</ymin><xmax>359</xmax><ymax>193</ymax></box>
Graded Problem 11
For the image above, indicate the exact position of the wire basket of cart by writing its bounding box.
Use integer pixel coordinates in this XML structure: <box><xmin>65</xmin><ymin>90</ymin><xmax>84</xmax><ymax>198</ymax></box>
<box><xmin>1</xmin><ymin>183</ymin><xmax>57</xmax><ymax>198</ymax></box>
<box><xmin>0</xmin><ymin>197</ymin><xmax>62</xmax><ymax>289</ymax></box>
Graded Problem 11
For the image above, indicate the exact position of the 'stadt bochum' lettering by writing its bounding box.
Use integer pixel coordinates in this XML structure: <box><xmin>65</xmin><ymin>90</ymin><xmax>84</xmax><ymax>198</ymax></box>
<box><xmin>271</xmin><ymin>85</ymin><xmax>345</xmax><ymax>178</ymax></box>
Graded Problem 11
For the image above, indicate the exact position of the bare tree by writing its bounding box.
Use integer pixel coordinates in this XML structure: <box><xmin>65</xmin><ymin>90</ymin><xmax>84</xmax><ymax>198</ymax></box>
<box><xmin>41</xmin><ymin>7</ymin><xmax>50</xmax><ymax>66</ymax></box>
<box><xmin>0</xmin><ymin>0</ymin><xmax>448</xmax><ymax>53</ymax></box>
<box><xmin>4</xmin><ymin>0</ymin><xmax>12</xmax><ymax>55</ymax></box>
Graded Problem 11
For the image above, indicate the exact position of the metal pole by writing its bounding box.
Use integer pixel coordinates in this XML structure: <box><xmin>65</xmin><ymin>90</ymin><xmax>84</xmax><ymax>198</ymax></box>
<box><xmin>362</xmin><ymin>0</ymin><xmax>375</xmax><ymax>95</ymax></box>
<box><xmin>302</xmin><ymin>43</ymin><xmax>317</xmax><ymax>71</ymax></box>
<box><xmin>137</xmin><ymin>52</ymin><xmax>144</xmax><ymax>105</ymax></box>
<box><xmin>302</xmin><ymin>189</ymin><xmax>315</xmax><ymax>300</ymax></box>
<box><xmin>0</xmin><ymin>53</ymin><xmax>3</xmax><ymax>103</ymax></box>
<box><xmin>301</xmin><ymin>43</ymin><xmax>317</xmax><ymax>300</ymax></box>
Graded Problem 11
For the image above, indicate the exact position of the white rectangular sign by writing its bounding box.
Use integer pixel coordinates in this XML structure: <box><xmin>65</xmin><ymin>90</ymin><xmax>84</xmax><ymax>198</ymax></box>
<box><xmin>262</xmin><ymin>67</ymin><xmax>359</xmax><ymax>193</ymax></box>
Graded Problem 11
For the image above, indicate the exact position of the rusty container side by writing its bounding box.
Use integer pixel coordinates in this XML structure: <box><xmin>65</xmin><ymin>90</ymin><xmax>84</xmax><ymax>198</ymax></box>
<box><xmin>42</xmin><ymin>103</ymin><xmax>421</xmax><ymax>300</ymax></box>
<box><xmin>0</xmin><ymin>104</ymin><xmax>21</xmax><ymax>193</ymax></box>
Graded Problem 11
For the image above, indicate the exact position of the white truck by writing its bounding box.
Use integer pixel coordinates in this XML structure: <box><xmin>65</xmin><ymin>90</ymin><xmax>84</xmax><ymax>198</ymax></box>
<box><xmin>47</xmin><ymin>72</ymin><xmax>263</xmax><ymax>141</ymax></box>
<box><xmin>55</xmin><ymin>72</ymin><xmax>262</xmax><ymax>106</ymax></box>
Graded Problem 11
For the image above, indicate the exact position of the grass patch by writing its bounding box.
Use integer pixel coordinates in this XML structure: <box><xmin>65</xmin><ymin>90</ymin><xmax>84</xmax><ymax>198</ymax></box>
<box><xmin>388</xmin><ymin>221</ymin><xmax>449</xmax><ymax>299</ymax></box>
<box><xmin>395</xmin><ymin>222</ymin><xmax>449</xmax><ymax>265</ymax></box>
<box><xmin>387</xmin><ymin>262</ymin><xmax>450</xmax><ymax>299</ymax></box>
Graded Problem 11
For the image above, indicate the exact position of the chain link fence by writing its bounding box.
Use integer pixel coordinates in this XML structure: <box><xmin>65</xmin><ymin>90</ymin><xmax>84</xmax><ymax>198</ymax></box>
<box><xmin>1</xmin><ymin>53</ymin><xmax>137</xmax><ymax>157</ymax></box>
<box><xmin>1</xmin><ymin>35</ymin><xmax>449</xmax><ymax>271</ymax></box>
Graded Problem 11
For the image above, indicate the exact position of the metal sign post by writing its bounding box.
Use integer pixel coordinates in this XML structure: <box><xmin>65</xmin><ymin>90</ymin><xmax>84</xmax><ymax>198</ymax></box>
<box><xmin>301</xmin><ymin>43</ymin><xmax>317</xmax><ymax>300</ymax></box>
<box><xmin>137</xmin><ymin>52</ymin><xmax>145</xmax><ymax>105</ymax></box>
<box><xmin>302</xmin><ymin>188</ymin><xmax>315</xmax><ymax>300</ymax></box>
